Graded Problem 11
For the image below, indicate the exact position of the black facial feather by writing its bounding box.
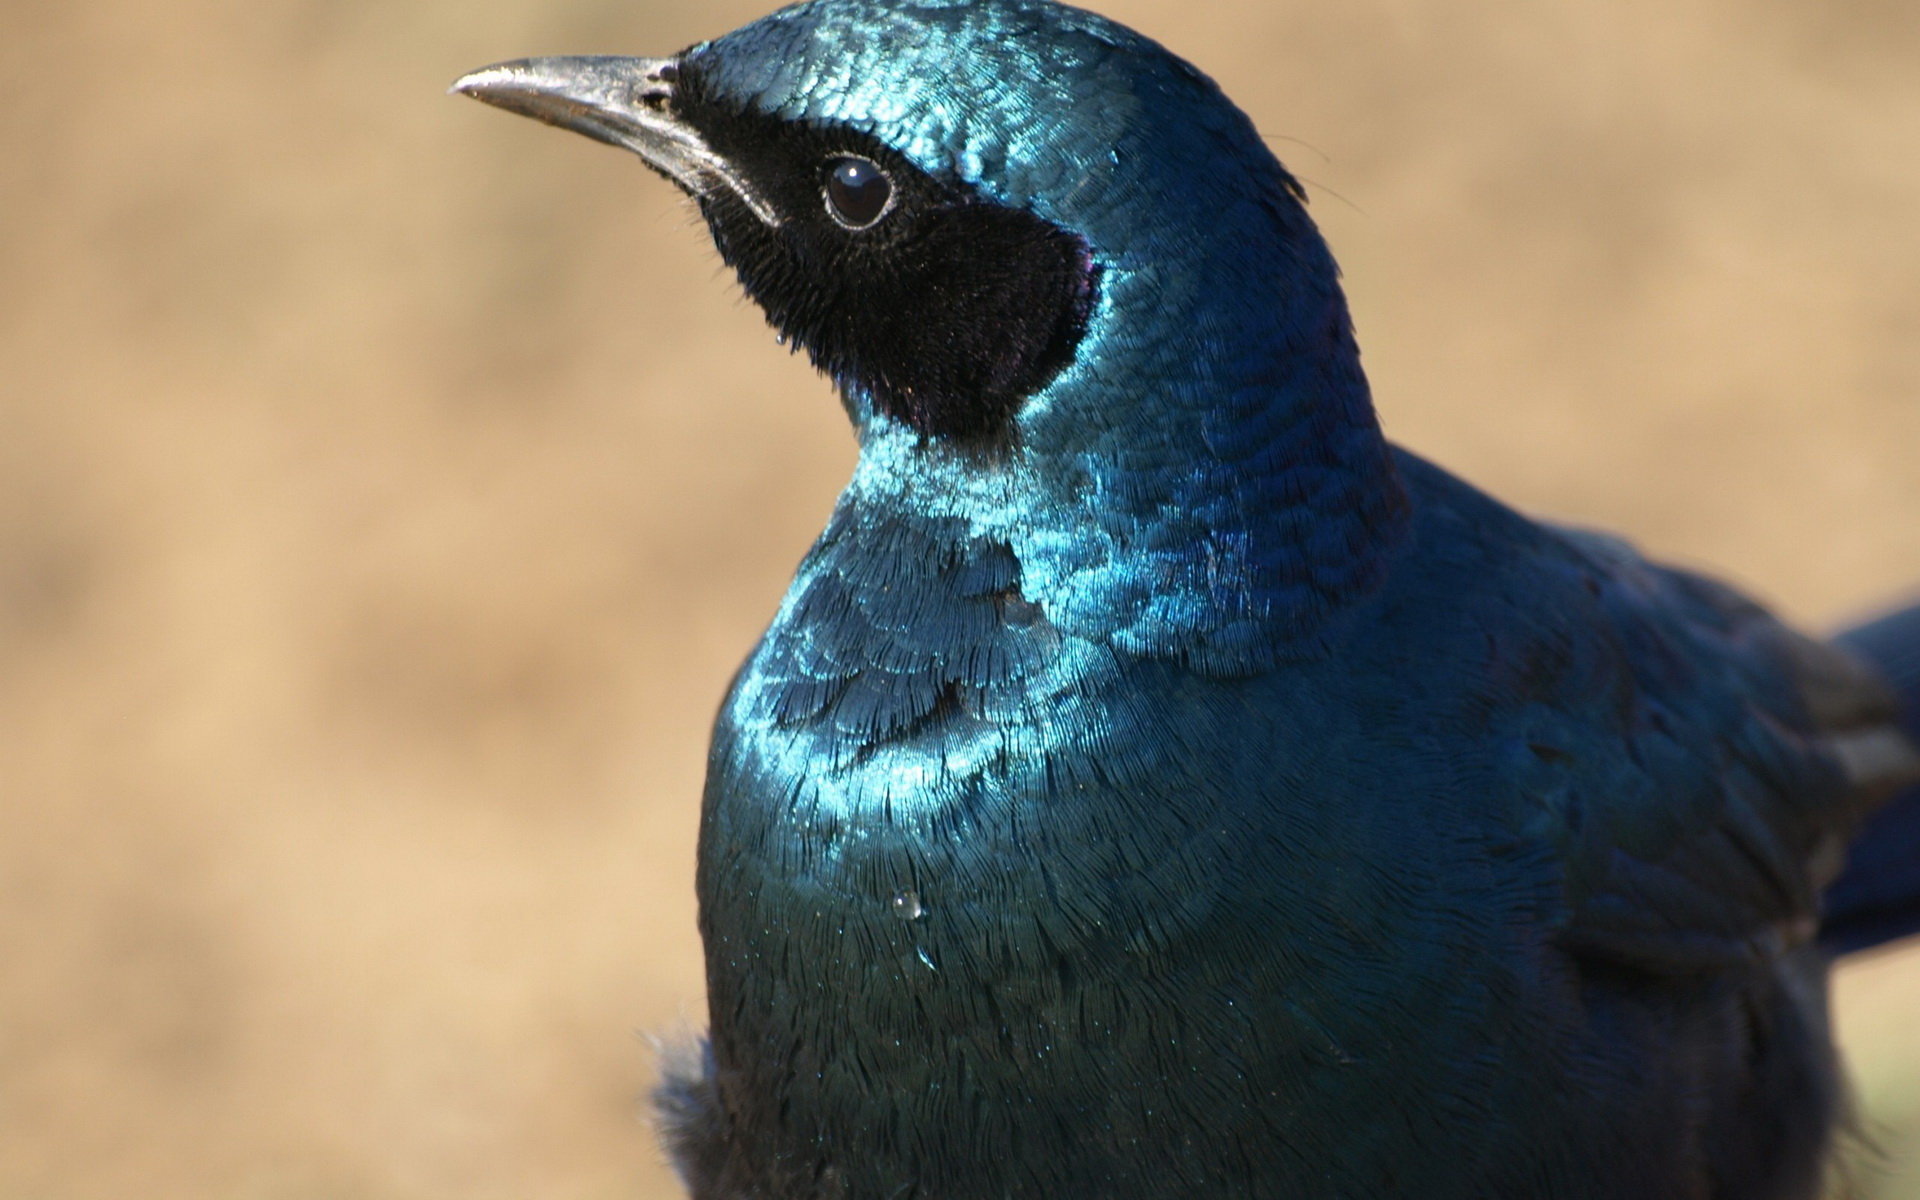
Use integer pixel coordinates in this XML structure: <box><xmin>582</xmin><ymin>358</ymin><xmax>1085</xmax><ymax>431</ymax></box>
<box><xmin>671</xmin><ymin>61</ymin><xmax>1099</xmax><ymax>443</ymax></box>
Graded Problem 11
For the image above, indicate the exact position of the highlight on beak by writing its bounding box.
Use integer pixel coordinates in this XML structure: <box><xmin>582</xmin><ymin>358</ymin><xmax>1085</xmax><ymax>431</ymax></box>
<box><xmin>450</xmin><ymin>55</ymin><xmax>782</xmax><ymax>228</ymax></box>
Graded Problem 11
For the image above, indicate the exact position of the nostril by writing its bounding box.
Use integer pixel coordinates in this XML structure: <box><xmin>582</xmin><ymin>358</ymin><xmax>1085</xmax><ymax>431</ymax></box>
<box><xmin>636</xmin><ymin>61</ymin><xmax>678</xmax><ymax>108</ymax></box>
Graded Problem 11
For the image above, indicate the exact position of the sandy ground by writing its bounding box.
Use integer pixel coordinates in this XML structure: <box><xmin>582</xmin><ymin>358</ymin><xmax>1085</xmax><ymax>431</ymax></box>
<box><xmin>2</xmin><ymin>1</ymin><xmax>1917</xmax><ymax>1197</ymax></box>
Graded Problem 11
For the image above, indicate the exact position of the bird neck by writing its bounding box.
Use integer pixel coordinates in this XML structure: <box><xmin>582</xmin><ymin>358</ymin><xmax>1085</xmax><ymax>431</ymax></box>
<box><xmin>842</xmin><ymin>255</ymin><xmax>1410</xmax><ymax>676</ymax></box>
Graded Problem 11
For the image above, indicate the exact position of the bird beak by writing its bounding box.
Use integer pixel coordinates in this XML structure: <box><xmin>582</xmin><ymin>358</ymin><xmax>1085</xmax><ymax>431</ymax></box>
<box><xmin>450</xmin><ymin>55</ymin><xmax>781</xmax><ymax>228</ymax></box>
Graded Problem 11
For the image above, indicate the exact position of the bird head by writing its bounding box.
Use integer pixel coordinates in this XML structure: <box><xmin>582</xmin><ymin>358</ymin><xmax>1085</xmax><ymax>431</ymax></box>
<box><xmin>455</xmin><ymin>0</ymin><xmax>1409</xmax><ymax>672</ymax></box>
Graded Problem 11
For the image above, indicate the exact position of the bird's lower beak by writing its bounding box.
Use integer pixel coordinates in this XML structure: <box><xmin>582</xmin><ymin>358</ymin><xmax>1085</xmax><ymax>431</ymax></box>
<box><xmin>450</xmin><ymin>55</ymin><xmax>780</xmax><ymax>228</ymax></box>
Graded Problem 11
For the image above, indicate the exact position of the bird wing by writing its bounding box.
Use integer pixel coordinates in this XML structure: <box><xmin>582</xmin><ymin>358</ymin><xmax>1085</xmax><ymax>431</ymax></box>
<box><xmin>1498</xmin><ymin>526</ymin><xmax>1919</xmax><ymax>975</ymax></box>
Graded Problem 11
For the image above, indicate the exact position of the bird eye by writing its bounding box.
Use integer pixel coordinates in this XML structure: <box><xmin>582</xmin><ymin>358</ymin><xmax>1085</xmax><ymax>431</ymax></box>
<box><xmin>824</xmin><ymin>156</ymin><xmax>893</xmax><ymax>229</ymax></box>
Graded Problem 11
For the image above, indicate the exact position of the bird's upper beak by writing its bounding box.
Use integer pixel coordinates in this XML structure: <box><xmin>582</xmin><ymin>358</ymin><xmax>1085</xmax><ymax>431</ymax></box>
<box><xmin>450</xmin><ymin>55</ymin><xmax>780</xmax><ymax>227</ymax></box>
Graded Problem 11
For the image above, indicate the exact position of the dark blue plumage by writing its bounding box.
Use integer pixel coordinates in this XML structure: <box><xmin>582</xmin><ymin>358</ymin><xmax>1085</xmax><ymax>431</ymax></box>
<box><xmin>1826</xmin><ymin>605</ymin><xmax>1920</xmax><ymax>955</ymax></box>
<box><xmin>452</xmin><ymin>4</ymin><xmax>1920</xmax><ymax>1196</ymax></box>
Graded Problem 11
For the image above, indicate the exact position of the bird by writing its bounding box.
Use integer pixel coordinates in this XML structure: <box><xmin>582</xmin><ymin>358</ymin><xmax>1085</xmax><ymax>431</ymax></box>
<box><xmin>451</xmin><ymin>2</ymin><xmax>1920</xmax><ymax>1196</ymax></box>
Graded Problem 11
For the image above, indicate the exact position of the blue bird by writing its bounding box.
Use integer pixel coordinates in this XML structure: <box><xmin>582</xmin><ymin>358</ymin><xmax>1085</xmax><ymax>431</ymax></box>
<box><xmin>453</xmin><ymin>3</ymin><xmax>1920</xmax><ymax>1196</ymax></box>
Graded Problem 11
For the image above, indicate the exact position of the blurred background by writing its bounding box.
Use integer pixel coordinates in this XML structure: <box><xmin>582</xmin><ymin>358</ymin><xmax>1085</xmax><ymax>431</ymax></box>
<box><xmin>2</xmin><ymin>0</ymin><xmax>1917</xmax><ymax>1197</ymax></box>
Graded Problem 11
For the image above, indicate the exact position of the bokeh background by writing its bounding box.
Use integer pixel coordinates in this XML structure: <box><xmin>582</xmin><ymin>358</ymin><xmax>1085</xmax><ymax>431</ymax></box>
<box><xmin>3</xmin><ymin>0</ymin><xmax>1918</xmax><ymax>1197</ymax></box>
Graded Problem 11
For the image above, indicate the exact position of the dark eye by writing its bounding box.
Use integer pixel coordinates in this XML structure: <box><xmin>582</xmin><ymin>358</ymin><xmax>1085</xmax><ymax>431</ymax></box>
<box><xmin>824</xmin><ymin>156</ymin><xmax>893</xmax><ymax>229</ymax></box>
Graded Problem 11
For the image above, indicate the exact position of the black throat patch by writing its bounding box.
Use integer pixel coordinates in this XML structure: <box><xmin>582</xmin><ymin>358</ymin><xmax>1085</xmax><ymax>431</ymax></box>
<box><xmin>669</xmin><ymin>61</ymin><xmax>1100</xmax><ymax>444</ymax></box>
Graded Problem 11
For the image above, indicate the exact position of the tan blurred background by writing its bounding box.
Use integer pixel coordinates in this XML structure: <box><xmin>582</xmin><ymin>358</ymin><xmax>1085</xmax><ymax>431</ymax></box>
<box><xmin>2</xmin><ymin>0</ymin><xmax>1917</xmax><ymax>1197</ymax></box>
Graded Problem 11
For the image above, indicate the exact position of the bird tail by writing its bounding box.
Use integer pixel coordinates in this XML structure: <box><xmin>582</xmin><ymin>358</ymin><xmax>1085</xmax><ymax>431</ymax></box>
<box><xmin>1821</xmin><ymin>602</ymin><xmax>1920</xmax><ymax>956</ymax></box>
